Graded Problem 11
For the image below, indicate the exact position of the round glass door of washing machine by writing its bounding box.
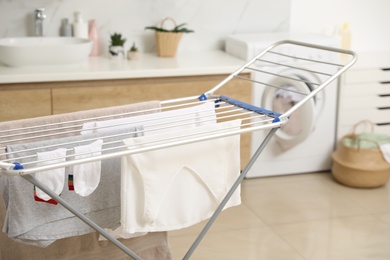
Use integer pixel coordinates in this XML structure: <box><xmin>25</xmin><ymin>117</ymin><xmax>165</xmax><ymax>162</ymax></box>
<box><xmin>261</xmin><ymin>69</ymin><xmax>324</xmax><ymax>151</ymax></box>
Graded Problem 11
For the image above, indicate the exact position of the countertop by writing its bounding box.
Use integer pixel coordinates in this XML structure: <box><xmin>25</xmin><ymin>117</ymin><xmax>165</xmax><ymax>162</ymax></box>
<box><xmin>0</xmin><ymin>50</ymin><xmax>246</xmax><ymax>84</ymax></box>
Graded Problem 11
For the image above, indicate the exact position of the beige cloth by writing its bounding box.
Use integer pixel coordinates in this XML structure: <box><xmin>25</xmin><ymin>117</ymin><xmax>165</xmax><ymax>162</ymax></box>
<box><xmin>0</xmin><ymin>101</ymin><xmax>173</xmax><ymax>259</ymax></box>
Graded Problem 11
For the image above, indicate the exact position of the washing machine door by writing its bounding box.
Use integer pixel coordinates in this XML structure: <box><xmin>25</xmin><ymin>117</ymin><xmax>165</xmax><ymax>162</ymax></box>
<box><xmin>262</xmin><ymin>74</ymin><xmax>316</xmax><ymax>151</ymax></box>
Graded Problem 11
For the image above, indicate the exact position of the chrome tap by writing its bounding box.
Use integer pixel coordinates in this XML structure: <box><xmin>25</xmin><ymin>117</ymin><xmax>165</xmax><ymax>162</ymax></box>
<box><xmin>34</xmin><ymin>8</ymin><xmax>46</xmax><ymax>37</ymax></box>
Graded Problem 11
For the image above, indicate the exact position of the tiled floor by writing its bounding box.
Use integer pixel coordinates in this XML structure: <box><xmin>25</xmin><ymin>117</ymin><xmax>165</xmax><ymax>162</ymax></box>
<box><xmin>168</xmin><ymin>172</ymin><xmax>390</xmax><ymax>260</ymax></box>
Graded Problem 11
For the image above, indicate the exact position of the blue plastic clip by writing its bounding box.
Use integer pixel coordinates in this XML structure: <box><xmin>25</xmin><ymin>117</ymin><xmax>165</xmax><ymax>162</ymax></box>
<box><xmin>198</xmin><ymin>94</ymin><xmax>207</xmax><ymax>101</ymax></box>
<box><xmin>13</xmin><ymin>162</ymin><xmax>24</xmax><ymax>170</ymax></box>
<box><xmin>214</xmin><ymin>99</ymin><xmax>221</xmax><ymax>108</ymax></box>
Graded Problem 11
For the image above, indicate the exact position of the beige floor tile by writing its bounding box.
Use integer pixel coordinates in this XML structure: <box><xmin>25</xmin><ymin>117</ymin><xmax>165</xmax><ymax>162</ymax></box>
<box><xmin>168</xmin><ymin>227</ymin><xmax>305</xmax><ymax>260</ymax></box>
<box><xmin>242</xmin><ymin>172</ymin><xmax>327</xmax><ymax>187</ymax></box>
<box><xmin>318</xmin><ymin>173</ymin><xmax>390</xmax><ymax>214</ymax></box>
<box><xmin>272</xmin><ymin>215</ymin><xmax>390</xmax><ymax>260</ymax></box>
<box><xmin>242</xmin><ymin>173</ymin><xmax>369</xmax><ymax>225</ymax></box>
<box><xmin>378</xmin><ymin>212</ymin><xmax>390</xmax><ymax>223</ymax></box>
<box><xmin>169</xmin><ymin>203</ymin><xmax>266</xmax><ymax>237</ymax></box>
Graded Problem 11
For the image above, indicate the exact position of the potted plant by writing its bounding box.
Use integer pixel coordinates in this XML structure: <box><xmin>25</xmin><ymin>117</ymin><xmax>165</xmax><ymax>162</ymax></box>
<box><xmin>127</xmin><ymin>42</ymin><xmax>141</xmax><ymax>60</ymax></box>
<box><xmin>109</xmin><ymin>32</ymin><xmax>126</xmax><ymax>59</ymax></box>
<box><xmin>145</xmin><ymin>17</ymin><xmax>194</xmax><ymax>57</ymax></box>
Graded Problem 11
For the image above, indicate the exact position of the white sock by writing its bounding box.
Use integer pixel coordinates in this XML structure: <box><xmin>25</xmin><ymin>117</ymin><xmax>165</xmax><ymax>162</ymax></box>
<box><xmin>73</xmin><ymin>139</ymin><xmax>103</xmax><ymax>197</ymax></box>
<box><xmin>35</xmin><ymin>148</ymin><xmax>67</xmax><ymax>201</ymax></box>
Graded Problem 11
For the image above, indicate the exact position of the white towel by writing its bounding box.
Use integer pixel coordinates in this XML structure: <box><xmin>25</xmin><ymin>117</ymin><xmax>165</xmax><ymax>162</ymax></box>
<box><xmin>35</xmin><ymin>148</ymin><xmax>67</xmax><ymax>201</ymax></box>
<box><xmin>120</xmin><ymin>119</ymin><xmax>241</xmax><ymax>233</ymax></box>
<box><xmin>72</xmin><ymin>139</ymin><xmax>104</xmax><ymax>197</ymax></box>
<box><xmin>380</xmin><ymin>143</ymin><xmax>390</xmax><ymax>164</ymax></box>
<box><xmin>81</xmin><ymin>101</ymin><xmax>216</xmax><ymax>135</ymax></box>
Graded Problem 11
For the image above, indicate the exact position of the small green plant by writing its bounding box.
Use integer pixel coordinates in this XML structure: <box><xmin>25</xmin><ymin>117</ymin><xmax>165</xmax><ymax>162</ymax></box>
<box><xmin>129</xmin><ymin>42</ymin><xmax>138</xmax><ymax>52</ymax></box>
<box><xmin>110</xmin><ymin>32</ymin><xmax>126</xmax><ymax>46</ymax></box>
<box><xmin>145</xmin><ymin>20</ymin><xmax>194</xmax><ymax>33</ymax></box>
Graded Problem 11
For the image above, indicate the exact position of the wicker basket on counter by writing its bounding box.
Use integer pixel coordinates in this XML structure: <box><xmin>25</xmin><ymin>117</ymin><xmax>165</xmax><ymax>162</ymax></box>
<box><xmin>154</xmin><ymin>17</ymin><xmax>183</xmax><ymax>57</ymax></box>
<box><xmin>155</xmin><ymin>29</ymin><xmax>183</xmax><ymax>57</ymax></box>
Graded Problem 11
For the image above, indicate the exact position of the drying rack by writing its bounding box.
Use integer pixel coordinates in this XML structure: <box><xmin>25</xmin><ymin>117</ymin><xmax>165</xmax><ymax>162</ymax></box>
<box><xmin>0</xmin><ymin>40</ymin><xmax>357</xmax><ymax>259</ymax></box>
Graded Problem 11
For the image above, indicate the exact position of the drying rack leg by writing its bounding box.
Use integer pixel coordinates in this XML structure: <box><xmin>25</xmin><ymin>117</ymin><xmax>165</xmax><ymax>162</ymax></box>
<box><xmin>182</xmin><ymin>127</ymin><xmax>278</xmax><ymax>259</ymax></box>
<box><xmin>21</xmin><ymin>174</ymin><xmax>142</xmax><ymax>260</ymax></box>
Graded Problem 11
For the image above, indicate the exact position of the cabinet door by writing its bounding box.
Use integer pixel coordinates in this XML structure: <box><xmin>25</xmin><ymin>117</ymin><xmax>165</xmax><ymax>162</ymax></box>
<box><xmin>0</xmin><ymin>88</ymin><xmax>51</xmax><ymax>122</ymax></box>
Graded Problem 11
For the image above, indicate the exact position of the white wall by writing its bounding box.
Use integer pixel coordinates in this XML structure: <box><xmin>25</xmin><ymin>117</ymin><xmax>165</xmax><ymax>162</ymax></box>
<box><xmin>0</xmin><ymin>0</ymin><xmax>290</xmax><ymax>56</ymax></box>
<box><xmin>1</xmin><ymin>0</ymin><xmax>389</xmax><ymax>54</ymax></box>
<box><xmin>290</xmin><ymin>0</ymin><xmax>390</xmax><ymax>52</ymax></box>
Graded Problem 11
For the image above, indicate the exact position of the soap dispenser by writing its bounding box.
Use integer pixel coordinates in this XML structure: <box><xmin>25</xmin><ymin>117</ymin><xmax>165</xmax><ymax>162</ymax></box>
<box><xmin>89</xmin><ymin>19</ymin><xmax>99</xmax><ymax>56</ymax></box>
<box><xmin>340</xmin><ymin>22</ymin><xmax>351</xmax><ymax>50</ymax></box>
<box><xmin>73</xmin><ymin>12</ymin><xmax>88</xmax><ymax>39</ymax></box>
<box><xmin>60</xmin><ymin>18</ymin><xmax>73</xmax><ymax>37</ymax></box>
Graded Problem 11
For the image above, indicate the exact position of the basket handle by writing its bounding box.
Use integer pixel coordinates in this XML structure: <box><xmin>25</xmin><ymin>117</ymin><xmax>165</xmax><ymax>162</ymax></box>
<box><xmin>352</xmin><ymin>120</ymin><xmax>375</xmax><ymax>134</ymax></box>
<box><xmin>160</xmin><ymin>17</ymin><xmax>176</xmax><ymax>31</ymax></box>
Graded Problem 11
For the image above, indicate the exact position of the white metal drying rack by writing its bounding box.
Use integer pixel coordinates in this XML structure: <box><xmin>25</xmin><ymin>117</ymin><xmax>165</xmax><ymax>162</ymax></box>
<box><xmin>0</xmin><ymin>40</ymin><xmax>357</xmax><ymax>259</ymax></box>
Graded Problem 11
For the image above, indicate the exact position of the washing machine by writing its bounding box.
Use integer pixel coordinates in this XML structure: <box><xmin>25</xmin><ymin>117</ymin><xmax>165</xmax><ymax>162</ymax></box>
<box><xmin>225</xmin><ymin>33</ymin><xmax>340</xmax><ymax>177</ymax></box>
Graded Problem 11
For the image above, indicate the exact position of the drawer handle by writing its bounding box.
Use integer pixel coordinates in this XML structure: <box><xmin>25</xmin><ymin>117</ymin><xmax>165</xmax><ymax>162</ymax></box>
<box><xmin>381</xmin><ymin>68</ymin><xmax>390</xmax><ymax>71</ymax></box>
<box><xmin>376</xmin><ymin>122</ymin><xmax>390</xmax><ymax>126</ymax></box>
<box><xmin>378</xmin><ymin>94</ymin><xmax>390</xmax><ymax>97</ymax></box>
<box><xmin>379</xmin><ymin>81</ymin><xmax>390</xmax><ymax>84</ymax></box>
<box><xmin>377</xmin><ymin>106</ymin><xmax>390</xmax><ymax>110</ymax></box>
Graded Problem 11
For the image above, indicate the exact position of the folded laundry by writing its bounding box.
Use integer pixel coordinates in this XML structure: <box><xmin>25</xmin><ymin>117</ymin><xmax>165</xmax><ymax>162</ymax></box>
<box><xmin>380</xmin><ymin>143</ymin><xmax>390</xmax><ymax>164</ymax></box>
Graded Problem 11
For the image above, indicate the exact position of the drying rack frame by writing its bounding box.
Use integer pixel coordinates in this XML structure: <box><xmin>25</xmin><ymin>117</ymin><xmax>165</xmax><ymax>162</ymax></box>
<box><xmin>0</xmin><ymin>40</ymin><xmax>357</xmax><ymax>259</ymax></box>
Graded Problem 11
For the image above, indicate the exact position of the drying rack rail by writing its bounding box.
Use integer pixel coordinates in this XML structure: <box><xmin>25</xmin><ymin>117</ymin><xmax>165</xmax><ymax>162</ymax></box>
<box><xmin>0</xmin><ymin>40</ymin><xmax>357</xmax><ymax>259</ymax></box>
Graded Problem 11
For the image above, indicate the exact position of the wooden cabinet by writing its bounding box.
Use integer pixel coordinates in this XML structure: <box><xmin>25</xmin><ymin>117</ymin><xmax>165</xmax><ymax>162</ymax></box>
<box><xmin>51</xmin><ymin>75</ymin><xmax>251</xmax><ymax>114</ymax></box>
<box><xmin>0</xmin><ymin>86</ymin><xmax>51</xmax><ymax>122</ymax></box>
<box><xmin>0</xmin><ymin>73</ymin><xmax>252</xmax><ymax>168</ymax></box>
<box><xmin>337</xmin><ymin>55</ymin><xmax>390</xmax><ymax>140</ymax></box>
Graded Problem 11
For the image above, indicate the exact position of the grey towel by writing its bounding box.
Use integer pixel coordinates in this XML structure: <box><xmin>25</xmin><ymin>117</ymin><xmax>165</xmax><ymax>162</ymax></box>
<box><xmin>4</xmin><ymin>127</ymin><xmax>142</xmax><ymax>247</ymax></box>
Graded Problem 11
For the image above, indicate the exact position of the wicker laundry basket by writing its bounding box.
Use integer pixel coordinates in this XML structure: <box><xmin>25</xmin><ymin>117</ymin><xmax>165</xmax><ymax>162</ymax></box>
<box><xmin>331</xmin><ymin>122</ymin><xmax>390</xmax><ymax>188</ymax></box>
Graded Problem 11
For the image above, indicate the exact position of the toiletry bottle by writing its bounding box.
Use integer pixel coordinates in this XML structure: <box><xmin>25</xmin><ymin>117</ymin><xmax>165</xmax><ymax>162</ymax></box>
<box><xmin>60</xmin><ymin>18</ymin><xmax>73</xmax><ymax>37</ymax></box>
<box><xmin>73</xmin><ymin>12</ymin><xmax>88</xmax><ymax>39</ymax></box>
<box><xmin>89</xmin><ymin>19</ymin><xmax>99</xmax><ymax>56</ymax></box>
<box><xmin>340</xmin><ymin>22</ymin><xmax>351</xmax><ymax>50</ymax></box>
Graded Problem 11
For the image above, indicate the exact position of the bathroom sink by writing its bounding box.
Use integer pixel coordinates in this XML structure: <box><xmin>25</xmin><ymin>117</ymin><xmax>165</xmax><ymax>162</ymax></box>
<box><xmin>0</xmin><ymin>37</ymin><xmax>92</xmax><ymax>67</ymax></box>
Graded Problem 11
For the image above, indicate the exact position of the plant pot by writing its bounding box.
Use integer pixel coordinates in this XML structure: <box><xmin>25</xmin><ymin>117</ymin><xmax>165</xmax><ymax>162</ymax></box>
<box><xmin>155</xmin><ymin>31</ymin><xmax>182</xmax><ymax>57</ymax></box>
<box><xmin>127</xmin><ymin>51</ymin><xmax>141</xmax><ymax>60</ymax></box>
<box><xmin>109</xmin><ymin>45</ymin><xmax>125</xmax><ymax>59</ymax></box>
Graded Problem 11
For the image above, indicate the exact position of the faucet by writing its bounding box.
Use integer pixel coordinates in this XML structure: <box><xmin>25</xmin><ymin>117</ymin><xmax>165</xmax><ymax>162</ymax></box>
<box><xmin>34</xmin><ymin>8</ymin><xmax>46</xmax><ymax>37</ymax></box>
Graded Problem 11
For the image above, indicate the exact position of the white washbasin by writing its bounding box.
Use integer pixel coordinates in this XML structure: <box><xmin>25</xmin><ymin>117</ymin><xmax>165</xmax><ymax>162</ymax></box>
<box><xmin>0</xmin><ymin>37</ymin><xmax>92</xmax><ymax>67</ymax></box>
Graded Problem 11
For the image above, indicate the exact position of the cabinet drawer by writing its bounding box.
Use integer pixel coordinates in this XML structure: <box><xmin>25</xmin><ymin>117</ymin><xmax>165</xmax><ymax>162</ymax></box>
<box><xmin>341</xmin><ymin>82</ymin><xmax>390</xmax><ymax>96</ymax></box>
<box><xmin>338</xmin><ymin>107</ymin><xmax>390</xmax><ymax>125</ymax></box>
<box><xmin>339</xmin><ymin>95</ymin><xmax>390</xmax><ymax>109</ymax></box>
<box><xmin>337</xmin><ymin>124</ymin><xmax>390</xmax><ymax>141</ymax></box>
<box><xmin>345</xmin><ymin>68</ymin><xmax>390</xmax><ymax>84</ymax></box>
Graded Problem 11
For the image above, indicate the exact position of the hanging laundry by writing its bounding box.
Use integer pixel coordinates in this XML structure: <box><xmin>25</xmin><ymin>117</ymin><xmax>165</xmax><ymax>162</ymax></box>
<box><xmin>34</xmin><ymin>148</ymin><xmax>67</xmax><ymax>204</ymax></box>
<box><xmin>3</xmin><ymin>127</ymin><xmax>142</xmax><ymax>247</ymax></box>
<box><xmin>72</xmin><ymin>139</ymin><xmax>103</xmax><ymax>197</ymax></box>
<box><xmin>82</xmin><ymin>101</ymin><xmax>216</xmax><ymax>135</ymax></box>
<box><xmin>120</xmin><ymin>119</ymin><xmax>241</xmax><ymax>233</ymax></box>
